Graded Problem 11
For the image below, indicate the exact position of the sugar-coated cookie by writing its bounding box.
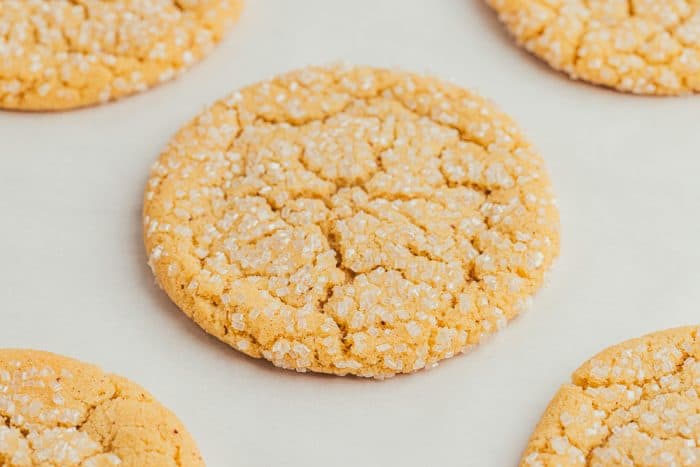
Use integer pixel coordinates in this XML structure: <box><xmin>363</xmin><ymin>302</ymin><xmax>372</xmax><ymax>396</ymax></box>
<box><xmin>0</xmin><ymin>0</ymin><xmax>242</xmax><ymax>110</ymax></box>
<box><xmin>0</xmin><ymin>349</ymin><xmax>203</xmax><ymax>466</ymax></box>
<box><xmin>522</xmin><ymin>326</ymin><xmax>700</xmax><ymax>466</ymax></box>
<box><xmin>488</xmin><ymin>0</ymin><xmax>700</xmax><ymax>95</ymax></box>
<box><xmin>144</xmin><ymin>65</ymin><xmax>560</xmax><ymax>378</ymax></box>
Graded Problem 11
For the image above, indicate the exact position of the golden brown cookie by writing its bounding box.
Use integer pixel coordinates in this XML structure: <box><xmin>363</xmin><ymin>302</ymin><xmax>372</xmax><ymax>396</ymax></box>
<box><xmin>522</xmin><ymin>326</ymin><xmax>700</xmax><ymax>467</ymax></box>
<box><xmin>0</xmin><ymin>349</ymin><xmax>203</xmax><ymax>466</ymax></box>
<box><xmin>0</xmin><ymin>0</ymin><xmax>243</xmax><ymax>110</ymax></box>
<box><xmin>143</xmin><ymin>65</ymin><xmax>560</xmax><ymax>378</ymax></box>
<box><xmin>487</xmin><ymin>0</ymin><xmax>700</xmax><ymax>95</ymax></box>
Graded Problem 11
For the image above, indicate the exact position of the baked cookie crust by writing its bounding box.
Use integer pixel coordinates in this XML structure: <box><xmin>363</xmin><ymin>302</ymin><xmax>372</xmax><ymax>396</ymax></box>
<box><xmin>0</xmin><ymin>0</ymin><xmax>242</xmax><ymax>110</ymax></box>
<box><xmin>0</xmin><ymin>349</ymin><xmax>203</xmax><ymax>466</ymax></box>
<box><xmin>488</xmin><ymin>0</ymin><xmax>700</xmax><ymax>95</ymax></box>
<box><xmin>522</xmin><ymin>326</ymin><xmax>700</xmax><ymax>466</ymax></box>
<box><xmin>144</xmin><ymin>65</ymin><xmax>560</xmax><ymax>378</ymax></box>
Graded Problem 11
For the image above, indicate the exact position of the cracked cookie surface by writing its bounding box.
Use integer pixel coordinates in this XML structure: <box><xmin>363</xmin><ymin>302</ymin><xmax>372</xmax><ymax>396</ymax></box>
<box><xmin>0</xmin><ymin>0</ymin><xmax>242</xmax><ymax>110</ymax></box>
<box><xmin>487</xmin><ymin>0</ymin><xmax>700</xmax><ymax>95</ymax></box>
<box><xmin>143</xmin><ymin>65</ymin><xmax>560</xmax><ymax>378</ymax></box>
<box><xmin>521</xmin><ymin>326</ymin><xmax>700</xmax><ymax>467</ymax></box>
<box><xmin>0</xmin><ymin>349</ymin><xmax>203</xmax><ymax>466</ymax></box>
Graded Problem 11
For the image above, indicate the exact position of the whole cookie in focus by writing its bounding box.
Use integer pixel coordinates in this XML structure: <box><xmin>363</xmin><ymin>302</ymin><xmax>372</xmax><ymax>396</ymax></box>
<box><xmin>0</xmin><ymin>0</ymin><xmax>242</xmax><ymax>110</ymax></box>
<box><xmin>522</xmin><ymin>326</ymin><xmax>700</xmax><ymax>467</ymax></box>
<box><xmin>487</xmin><ymin>0</ymin><xmax>700</xmax><ymax>95</ymax></box>
<box><xmin>144</xmin><ymin>65</ymin><xmax>560</xmax><ymax>378</ymax></box>
<box><xmin>0</xmin><ymin>349</ymin><xmax>203</xmax><ymax>466</ymax></box>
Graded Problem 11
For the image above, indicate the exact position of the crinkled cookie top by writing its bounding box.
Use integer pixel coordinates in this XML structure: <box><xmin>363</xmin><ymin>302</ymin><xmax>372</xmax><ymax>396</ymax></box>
<box><xmin>488</xmin><ymin>0</ymin><xmax>700</xmax><ymax>95</ymax></box>
<box><xmin>522</xmin><ymin>326</ymin><xmax>700</xmax><ymax>467</ymax></box>
<box><xmin>0</xmin><ymin>0</ymin><xmax>242</xmax><ymax>110</ymax></box>
<box><xmin>0</xmin><ymin>349</ymin><xmax>203</xmax><ymax>466</ymax></box>
<box><xmin>144</xmin><ymin>65</ymin><xmax>560</xmax><ymax>378</ymax></box>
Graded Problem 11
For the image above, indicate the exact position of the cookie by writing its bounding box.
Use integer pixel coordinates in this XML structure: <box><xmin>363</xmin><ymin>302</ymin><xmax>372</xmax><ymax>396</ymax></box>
<box><xmin>0</xmin><ymin>0</ymin><xmax>242</xmax><ymax>110</ymax></box>
<box><xmin>0</xmin><ymin>349</ymin><xmax>203</xmax><ymax>466</ymax></box>
<box><xmin>487</xmin><ymin>0</ymin><xmax>700</xmax><ymax>95</ymax></box>
<box><xmin>143</xmin><ymin>65</ymin><xmax>560</xmax><ymax>378</ymax></box>
<box><xmin>521</xmin><ymin>326</ymin><xmax>700</xmax><ymax>467</ymax></box>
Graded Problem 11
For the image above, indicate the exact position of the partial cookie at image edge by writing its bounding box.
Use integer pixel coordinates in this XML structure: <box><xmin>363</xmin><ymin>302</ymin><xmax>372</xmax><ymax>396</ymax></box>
<box><xmin>487</xmin><ymin>0</ymin><xmax>700</xmax><ymax>95</ymax></box>
<box><xmin>0</xmin><ymin>349</ymin><xmax>204</xmax><ymax>466</ymax></box>
<box><xmin>521</xmin><ymin>326</ymin><xmax>700</xmax><ymax>467</ymax></box>
<box><xmin>0</xmin><ymin>0</ymin><xmax>243</xmax><ymax>111</ymax></box>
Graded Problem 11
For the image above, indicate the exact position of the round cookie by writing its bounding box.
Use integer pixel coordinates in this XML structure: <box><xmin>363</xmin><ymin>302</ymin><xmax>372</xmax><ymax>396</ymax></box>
<box><xmin>144</xmin><ymin>65</ymin><xmax>560</xmax><ymax>378</ymax></box>
<box><xmin>0</xmin><ymin>0</ymin><xmax>242</xmax><ymax>110</ymax></box>
<box><xmin>521</xmin><ymin>326</ymin><xmax>700</xmax><ymax>467</ymax></box>
<box><xmin>487</xmin><ymin>0</ymin><xmax>700</xmax><ymax>95</ymax></box>
<box><xmin>0</xmin><ymin>349</ymin><xmax>203</xmax><ymax>466</ymax></box>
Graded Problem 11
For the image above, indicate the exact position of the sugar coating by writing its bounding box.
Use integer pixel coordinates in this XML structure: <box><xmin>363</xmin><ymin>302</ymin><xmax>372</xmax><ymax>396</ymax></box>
<box><xmin>522</xmin><ymin>326</ymin><xmax>700</xmax><ymax>467</ymax></box>
<box><xmin>143</xmin><ymin>65</ymin><xmax>560</xmax><ymax>378</ymax></box>
<box><xmin>0</xmin><ymin>349</ymin><xmax>203</xmax><ymax>466</ymax></box>
<box><xmin>488</xmin><ymin>0</ymin><xmax>700</xmax><ymax>95</ymax></box>
<box><xmin>0</xmin><ymin>0</ymin><xmax>242</xmax><ymax>110</ymax></box>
